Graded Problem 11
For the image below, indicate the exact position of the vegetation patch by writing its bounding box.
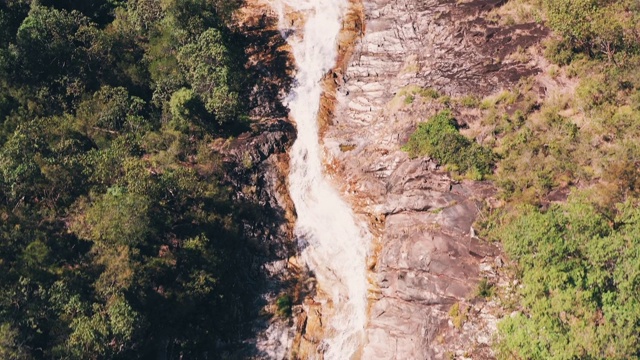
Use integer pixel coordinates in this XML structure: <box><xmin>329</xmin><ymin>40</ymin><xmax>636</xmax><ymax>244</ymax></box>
<box><xmin>458</xmin><ymin>94</ymin><xmax>480</xmax><ymax>108</ymax></box>
<box><xmin>339</xmin><ymin>143</ymin><xmax>357</xmax><ymax>152</ymax></box>
<box><xmin>476</xmin><ymin>278</ymin><xmax>494</xmax><ymax>298</ymax></box>
<box><xmin>490</xmin><ymin>197</ymin><xmax>640</xmax><ymax>359</ymax></box>
<box><xmin>0</xmin><ymin>0</ymin><xmax>270</xmax><ymax>358</ymax></box>
<box><xmin>276</xmin><ymin>293</ymin><xmax>292</xmax><ymax>318</ymax></box>
<box><xmin>393</xmin><ymin>85</ymin><xmax>441</xmax><ymax>107</ymax></box>
<box><xmin>475</xmin><ymin>1</ymin><xmax>640</xmax><ymax>359</ymax></box>
<box><xmin>448</xmin><ymin>302</ymin><xmax>468</xmax><ymax>329</ymax></box>
<box><xmin>402</xmin><ymin>110</ymin><xmax>494</xmax><ymax>179</ymax></box>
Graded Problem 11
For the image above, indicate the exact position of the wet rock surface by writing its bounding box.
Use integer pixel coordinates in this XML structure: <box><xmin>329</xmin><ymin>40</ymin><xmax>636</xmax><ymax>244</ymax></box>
<box><xmin>323</xmin><ymin>0</ymin><xmax>549</xmax><ymax>358</ymax></box>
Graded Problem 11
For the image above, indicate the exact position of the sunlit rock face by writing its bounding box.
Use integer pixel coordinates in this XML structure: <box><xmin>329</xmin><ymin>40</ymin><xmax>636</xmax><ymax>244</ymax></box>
<box><xmin>322</xmin><ymin>0</ymin><xmax>547</xmax><ymax>358</ymax></box>
<box><xmin>236</xmin><ymin>0</ymin><xmax>547</xmax><ymax>358</ymax></box>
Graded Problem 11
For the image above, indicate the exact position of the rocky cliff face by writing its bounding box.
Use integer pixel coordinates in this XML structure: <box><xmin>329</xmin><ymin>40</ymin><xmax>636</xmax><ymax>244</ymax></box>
<box><xmin>220</xmin><ymin>0</ymin><xmax>548</xmax><ymax>358</ymax></box>
<box><xmin>206</xmin><ymin>4</ymin><xmax>301</xmax><ymax>357</ymax></box>
<box><xmin>322</xmin><ymin>0</ymin><xmax>547</xmax><ymax>358</ymax></box>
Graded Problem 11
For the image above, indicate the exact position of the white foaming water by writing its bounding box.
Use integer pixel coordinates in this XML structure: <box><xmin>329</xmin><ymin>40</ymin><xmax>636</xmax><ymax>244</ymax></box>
<box><xmin>271</xmin><ymin>0</ymin><xmax>370</xmax><ymax>358</ymax></box>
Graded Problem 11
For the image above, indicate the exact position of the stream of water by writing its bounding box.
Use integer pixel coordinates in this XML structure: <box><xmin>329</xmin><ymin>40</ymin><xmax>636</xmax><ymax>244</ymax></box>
<box><xmin>271</xmin><ymin>0</ymin><xmax>370</xmax><ymax>358</ymax></box>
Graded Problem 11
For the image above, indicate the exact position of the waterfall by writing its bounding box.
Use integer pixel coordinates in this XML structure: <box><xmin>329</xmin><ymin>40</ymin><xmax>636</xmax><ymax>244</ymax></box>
<box><xmin>271</xmin><ymin>0</ymin><xmax>370</xmax><ymax>358</ymax></box>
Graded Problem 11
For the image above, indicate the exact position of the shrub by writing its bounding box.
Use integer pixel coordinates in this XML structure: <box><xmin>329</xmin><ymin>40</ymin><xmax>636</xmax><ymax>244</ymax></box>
<box><xmin>448</xmin><ymin>302</ymin><xmax>467</xmax><ymax>329</ymax></box>
<box><xmin>404</xmin><ymin>94</ymin><xmax>415</xmax><ymax>104</ymax></box>
<box><xmin>544</xmin><ymin>0</ymin><xmax>639</xmax><ymax>60</ymax></box>
<box><xmin>576</xmin><ymin>74</ymin><xmax>614</xmax><ymax>110</ymax></box>
<box><xmin>403</xmin><ymin>111</ymin><xmax>495</xmax><ymax>178</ymax></box>
<box><xmin>169</xmin><ymin>88</ymin><xmax>200</xmax><ymax>131</ymax></box>
<box><xmin>397</xmin><ymin>85</ymin><xmax>440</xmax><ymax>104</ymax></box>
<box><xmin>544</xmin><ymin>39</ymin><xmax>574</xmax><ymax>65</ymax></box>
<box><xmin>477</xmin><ymin>278</ymin><xmax>494</xmax><ymax>298</ymax></box>
<box><xmin>420</xmin><ymin>87</ymin><xmax>440</xmax><ymax>99</ymax></box>
<box><xmin>438</xmin><ymin>95</ymin><xmax>452</xmax><ymax>106</ymax></box>
<box><xmin>275</xmin><ymin>293</ymin><xmax>292</xmax><ymax>318</ymax></box>
<box><xmin>459</xmin><ymin>95</ymin><xmax>480</xmax><ymax>108</ymax></box>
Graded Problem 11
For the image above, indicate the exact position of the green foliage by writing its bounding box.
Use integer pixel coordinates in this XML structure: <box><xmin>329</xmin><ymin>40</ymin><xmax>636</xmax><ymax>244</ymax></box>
<box><xmin>485</xmin><ymin>55</ymin><xmax>640</xmax><ymax>204</ymax></box>
<box><xmin>458</xmin><ymin>94</ymin><xmax>480</xmax><ymax>108</ymax></box>
<box><xmin>476</xmin><ymin>2</ymin><xmax>640</xmax><ymax>359</ymax></box>
<box><xmin>404</xmin><ymin>94</ymin><xmax>415</xmax><ymax>104</ymax></box>
<box><xmin>544</xmin><ymin>37</ymin><xmax>575</xmax><ymax>65</ymax></box>
<box><xmin>476</xmin><ymin>278</ymin><xmax>494</xmax><ymax>298</ymax></box>
<box><xmin>0</xmin><ymin>323</ymin><xmax>28</xmax><ymax>359</ymax></box>
<box><xmin>66</xmin><ymin>296</ymin><xmax>141</xmax><ymax>358</ymax></box>
<box><xmin>420</xmin><ymin>87</ymin><xmax>440</xmax><ymax>99</ymax></box>
<box><xmin>492</xmin><ymin>197</ymin><xmax>640</xmax><ymax>359</ymax></box>
<box><xmin>544</xmin><ymin>0</ymin><xmax>640</xmax><ymax>61</ymax></box>
<box><xmin>169</xmin><ymin>87</ymin><xmax>203</xmax><ymax>131</ymax></box>
<box><xmin>0</xmin><ymin>0</ymin><xmax>260</xmax><ymax>358</ymax></box>
<box><xmin>448</xmin><ymin>302</ymin><xmax>467</xmax><ymax>329</ymax></box>
<box><xmin>79</xmin><ymin>86</ymin><xmax>147</xmax><ymax>131</ymax></box>
<box><xmin>72</xmin><ymin>187</ymin><xmax>152</xmax><ymax>246</ymax></box>
<box><xmin>544</xmin><ymin>0</ymin><xmax>597</xmax><ymax>47</ymax></box>
<box><xmin>13</xmin><ymin>6</ymin><xmax>95</xmax><ymax>106</ymax></box>
<box><xmin>403</xmin><ymin>110</ymin><xmax>494</xmax><ymax>178</ymax></box>
<box><xmin>178</xmin><ymin>28</ymin><xmax>240</xmax><ymax>125</ymax></box>
<box><xmin>276</xmin><ymin>293</ymin><xmax>292</xmax><ymax>318</ymax></box>
<box><xmin>76</xmin><ymin>86</ymin><xmax>149</xmax><ymax>148</ymax></box>
<box><xmin>395</xmin><ymin>85</ymin><xmax>440</xmax><ymax>107</ymax></box>
<box><xmin>0</xmin><ymin>125</ymin><xmax>42</xmax><ymax>201</ymax></box>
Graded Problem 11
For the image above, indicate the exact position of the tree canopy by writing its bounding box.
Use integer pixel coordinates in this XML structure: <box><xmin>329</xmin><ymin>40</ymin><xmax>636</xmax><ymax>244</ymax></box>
<box><xmin>471</xmin><ymin>1</ymin><xmax>640</xmax><ymax>358</ymax></box>
<box><xmin>0</xmin><ymin>0</ymin><xmax>261</xmax><ymax>358</ymax></box>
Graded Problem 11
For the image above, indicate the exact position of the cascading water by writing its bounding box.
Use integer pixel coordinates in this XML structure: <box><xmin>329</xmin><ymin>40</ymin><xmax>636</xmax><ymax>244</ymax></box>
<box><xmin>271</xmin><ymin>0</ymin><xmax>370</xmax><ymax>358</ymax></box>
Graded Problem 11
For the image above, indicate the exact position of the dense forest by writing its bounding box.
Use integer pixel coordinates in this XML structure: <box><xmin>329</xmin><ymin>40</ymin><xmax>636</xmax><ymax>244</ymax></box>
<box><xmin>485</xmin><ymin>1</ymin><xmax>640</xmax><ymax>358</ymax></box>
<box><xmin>0</xmin><ymin>0</ymin><xmax>272</xmax><ymax>358</ymax></box>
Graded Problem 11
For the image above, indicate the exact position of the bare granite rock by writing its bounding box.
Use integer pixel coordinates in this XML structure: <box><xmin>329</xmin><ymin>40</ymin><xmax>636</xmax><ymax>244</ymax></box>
<box><xmin>321</xmin><ymin>0</ymin><xmax>548</xmax><ymax>358</ymax></box>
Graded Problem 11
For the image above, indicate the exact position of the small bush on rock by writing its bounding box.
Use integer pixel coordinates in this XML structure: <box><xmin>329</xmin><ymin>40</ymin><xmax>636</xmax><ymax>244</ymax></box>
<box><xmin>403</xmin><ymin>110</ymin><xmax>494</xmax><ymax>179</ymax></box>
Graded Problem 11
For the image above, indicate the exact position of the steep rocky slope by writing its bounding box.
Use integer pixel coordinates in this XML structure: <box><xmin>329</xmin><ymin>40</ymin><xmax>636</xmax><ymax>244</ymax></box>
<box><xmin>225</xmin><ymin>0</ymin><xmax>550</xmax><ymax>358</ymax></box>
<box><xmin>210</xmin><ymin>4</ymin><xmax>300</xmax><ymax>357</ymax></box>
<box><xmin>322</xmin><ymin>0</ymin><xmax>548</xmax><ymax>358</ymax></box>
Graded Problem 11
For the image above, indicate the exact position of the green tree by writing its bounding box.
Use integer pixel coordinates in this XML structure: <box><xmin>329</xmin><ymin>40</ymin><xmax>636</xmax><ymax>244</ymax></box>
<box><xmin>544</xmin><ymin>0</ymin><xmax>640</xmax><ymax>60</ymax></box>
<box><xmin>71</xmin><ymin>187</ymin><xmax>152</xmax><ymax>247</ymax></box>
<box><xmin>178</xmin><ymin>28</ymin><xmax>240</xmax><ymax>126</ymax></box>
<box><xmin>0</xmin><ymin>0</ymin><xmax>263</xmax><ymax>357</ymax></box>
<box><xmin>0</xmin><ymin>124</ymin><xmax>42</xmax><ymax>203</ymax></box>
<box><xmin>494</xmin><ymin>197</ymin><xmax>640</xmax><ymax>359</ymax></box>
<box><xmin>169</xmin><ymin>87</ymin><xmax>203</xmax><ymax>131</ymax></box>
<box><xmin>66</xmin><ymin>296</ymin><xmax>140</xmax><ymax>359</ymax></box>
<box><xmin>76</xmin><ymin>86</ymin><xmax>148</xmax><ymax>146</ymax></box>
<box><xmin>544</xmin><ymin>0</ymin><xmax>598</xmax><ymax>50</ymax></box>
<box><xmin>0</xmin><ymin>323</ymin><xmax>29</xmax><ymax>360</ymax></box>
<box><xmin>14</xmin><ymin>6</ymin><xmax>93</xmax><ymax>96</ymax></box>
